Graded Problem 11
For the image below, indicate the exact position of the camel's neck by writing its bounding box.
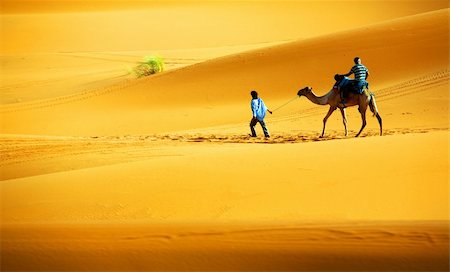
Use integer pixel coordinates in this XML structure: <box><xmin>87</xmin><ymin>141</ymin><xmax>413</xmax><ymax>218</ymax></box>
<box><xmin>305</xmin><ymin>89</ymin><xmax>332</xmax><ymax>105</ymax></box>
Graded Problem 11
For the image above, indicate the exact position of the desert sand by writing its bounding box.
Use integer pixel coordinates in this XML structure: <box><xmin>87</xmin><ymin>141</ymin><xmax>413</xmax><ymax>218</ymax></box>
<box><xmin>1</xmin><ymin>1</ymin><xmax>449</xmax><ymax>271</ymax></box>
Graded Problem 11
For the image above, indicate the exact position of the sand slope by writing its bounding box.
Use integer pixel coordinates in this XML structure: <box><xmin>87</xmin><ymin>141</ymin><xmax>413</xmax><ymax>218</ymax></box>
<box><xmin>1</xmin><ymin>129</ymin><xmax>448</xmax><ymax>270</ymax></box>
<box><xmin>2</xmin><ymin>1</ymin><xmax>448</xmax><ymax>53</ymax></box>
<box><xmin>1</xmin><ymin>9</ymin><xmax>448</xmax><ymax>136</ymax></box>
<box><xmin>1</xmin><ymin>4</ymin><xmax>449</xmax><ymax>271</ymax></box>
<box><xmin>1</xmin><ymin>131</ymin><xmax>448</xmax><ymax>223</ymax></box>
<box><xmin>2</xmin><ymin>1</ymin><xmax>448</xmax><ymax>106</ymax></box>
<box><xmin>2</xmin><ymin>222</ymin><xmax>448</xmax><ymax>271</ymax></box>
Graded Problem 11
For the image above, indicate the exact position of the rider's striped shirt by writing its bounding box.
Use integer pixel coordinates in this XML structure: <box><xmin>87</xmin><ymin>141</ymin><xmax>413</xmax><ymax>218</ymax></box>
<box><xmin>350</xmin><ymin>64</ymin><xmax>369</xmax><ymax>81</ymax></box>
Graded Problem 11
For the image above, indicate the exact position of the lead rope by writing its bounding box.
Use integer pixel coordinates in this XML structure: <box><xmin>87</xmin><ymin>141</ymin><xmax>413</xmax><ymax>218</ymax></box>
<box><xmin>271</xmin><ymin>96</ymin><xmax>299</xmax><ymax>112</ymax></box>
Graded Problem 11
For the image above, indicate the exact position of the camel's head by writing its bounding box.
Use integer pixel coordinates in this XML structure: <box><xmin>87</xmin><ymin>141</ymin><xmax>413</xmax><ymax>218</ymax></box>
<box><xmin>297</xmin><ymin>87</ymin><xmax>312</xmax><ymax>97</ymax></box>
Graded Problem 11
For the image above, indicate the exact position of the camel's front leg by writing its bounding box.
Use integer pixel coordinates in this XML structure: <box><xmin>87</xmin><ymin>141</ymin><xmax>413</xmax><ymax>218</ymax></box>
<box><xmin>340</xmin><ymin>108</ymin><xmax>348</xmax><ymax>137</ymax></box>
<box><xmin>321</xmin><ymin>106</ymin><xmax>336</xmax><ymax>137</ymax></box>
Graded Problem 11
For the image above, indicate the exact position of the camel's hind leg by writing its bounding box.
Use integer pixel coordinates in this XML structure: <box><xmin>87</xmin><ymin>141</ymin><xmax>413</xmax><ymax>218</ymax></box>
<box><xmin>355</xmin><ymin>107</ymin><xmax>367</xmax><ymax>137</ymax></box>
<box><xmin>375</xmin><ymin>113</ymin><xmax>382</xmax><ymax>136</ymax></box>
<box><xmin>340</xmin><ymin>108</ymin><xmax>348</xmax><ymax>137</ymax></box>
<box><xmin>369</xmin><ymin>94</ymin><xmax>383</xmax><ymax>136</ymax></box>
<box><xmin>321</xmin><ymin>106</ymin><xmax>336</xmax><ymax>138</ymax></box>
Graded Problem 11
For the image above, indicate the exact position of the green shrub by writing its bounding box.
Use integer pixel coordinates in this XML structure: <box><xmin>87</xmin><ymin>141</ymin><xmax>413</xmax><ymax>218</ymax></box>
<box><xmin>133</xmin><ymin>56</ymin><xmax>164</xmax><ymax>78</ymax></box>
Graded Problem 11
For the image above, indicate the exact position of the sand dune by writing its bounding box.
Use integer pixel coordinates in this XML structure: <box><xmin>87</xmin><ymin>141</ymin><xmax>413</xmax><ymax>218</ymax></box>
<box><xmin>1</xmin><ymin>1</ymin><xmax>448</xmax><ymax>104</ymax></box>
<box><xmin>1</xmin><ymin>130</ymin><xmax>448</xmax><ymax>223</ymax></box>
<box><xmin>0</xmin><ymin>42</ymin><xmax>290</xmax><ymax>105</ymax></box>
<box><xmin>1</xmin><ymin>2</ymin><xmax>449</xmax><ymax>271</ymax></box>
<box><xmin>1</xmin><ymin>129</ymin><xmax>449</xmax><ymax>269</ymax></box>
<box><xmin>1</xmin><ymin>9</ymin><xmax>449</xmax><ymax>136</ymax></box>
<box><xmin>2</xmin><ymin>222</ymin><xmax>448</xmax><ymax>271</ymax></box>
<box><xmin>1</xmin><ymin>127</ymin><xmax>448</xmax><ymax>181</ymax></box>
<box><xmin>2</xmin><ymin>1</ymin><xmax>448</xmax><ymax>53</ymax></box>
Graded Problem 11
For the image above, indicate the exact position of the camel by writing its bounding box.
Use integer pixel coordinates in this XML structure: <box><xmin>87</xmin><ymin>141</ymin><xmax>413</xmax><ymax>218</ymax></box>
<box><xmin>297</xmin><ymin>86</ymin><xmax>382</xmax><ymax>137</ymax></box>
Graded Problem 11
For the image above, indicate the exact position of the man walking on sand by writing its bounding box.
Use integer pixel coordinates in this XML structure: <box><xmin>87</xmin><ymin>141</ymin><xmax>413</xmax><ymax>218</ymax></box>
<box><xmin>250</xmin><ymin>90</ymin><xmax>272</xmax><ymax>138</ymax></box>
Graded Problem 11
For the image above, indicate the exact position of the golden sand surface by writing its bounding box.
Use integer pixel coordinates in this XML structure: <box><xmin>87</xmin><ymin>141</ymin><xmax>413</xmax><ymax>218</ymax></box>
<box><xmin>1</xmin><ymin>1</ymin><xmax>449</xmax><ymax>271</ymax></box>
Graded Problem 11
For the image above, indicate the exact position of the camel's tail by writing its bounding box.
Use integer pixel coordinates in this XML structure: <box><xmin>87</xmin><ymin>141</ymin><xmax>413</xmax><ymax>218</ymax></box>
<box><xmin>369</xmin><ymin>93</ymin><xmax>383</xmax><ymax>136</ymax></box>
